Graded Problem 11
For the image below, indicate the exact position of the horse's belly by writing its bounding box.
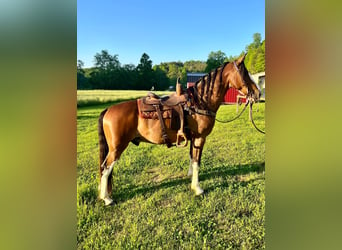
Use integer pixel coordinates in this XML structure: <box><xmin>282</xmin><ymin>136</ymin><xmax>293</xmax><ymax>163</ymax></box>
<box><xmin>137</xmin><ymin>117</ymin><xmax>177</xmax><ymax>144</ymax></box>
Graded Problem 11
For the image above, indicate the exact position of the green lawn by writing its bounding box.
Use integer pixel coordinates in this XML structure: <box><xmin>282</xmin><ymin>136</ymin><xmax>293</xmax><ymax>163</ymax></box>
<box><xmin>77</xmin><ymin>90</ymin><xmax>265</xmax><ymax>249</ymax></box>
<box><xmin>77</xmin><ymin>90</ymin><xmax>172</xmax><ymax>107</ymax></box>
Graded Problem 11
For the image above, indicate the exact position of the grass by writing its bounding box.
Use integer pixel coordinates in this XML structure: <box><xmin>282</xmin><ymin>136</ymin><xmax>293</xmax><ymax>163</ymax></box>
<box><xmin>77</xmin><ymin>90</ymin><xmax>172</xmax><ymax>107</ymax></box>
<box><xmin>77</xmin><ymin>90</ymin><xmax>265</xmax><ymax>249</ymax></box>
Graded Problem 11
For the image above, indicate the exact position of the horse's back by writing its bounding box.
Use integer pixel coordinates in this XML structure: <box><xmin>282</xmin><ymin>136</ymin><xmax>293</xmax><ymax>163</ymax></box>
<box><xmin>102</xmin><ymin>100</ymin><xmax>139</xmax><ymax>149</ymax></box>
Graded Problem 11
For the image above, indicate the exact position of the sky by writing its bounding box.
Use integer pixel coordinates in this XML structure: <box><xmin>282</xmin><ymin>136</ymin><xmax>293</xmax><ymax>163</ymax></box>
<box><xmin>77</xmin><ymin>0</ymin><xmax>265</xmax><ymax>68</ymax></box>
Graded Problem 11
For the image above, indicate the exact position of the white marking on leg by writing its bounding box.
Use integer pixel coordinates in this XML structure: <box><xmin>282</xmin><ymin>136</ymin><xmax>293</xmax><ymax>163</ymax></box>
<box><xmin>191</xmin><ymin>162</ymin><xmax>204</xmax><ymax>195</ymax></box>
<box><xmin>187</xmin><ymin>157</ymin><xmax>193</xmax><ymax>176</ymax></box>
<box><xmin>99</xmin><ymin>161</ymin><xmax>116</xmax><ymax>205</ymax></box>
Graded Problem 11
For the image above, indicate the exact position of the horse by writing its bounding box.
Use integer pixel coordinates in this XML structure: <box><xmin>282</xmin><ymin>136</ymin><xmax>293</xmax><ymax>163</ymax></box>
<box><xmin>97</xmin><ymin>54</ymin><xmax>260</xmax><ymax>205</ymax></box>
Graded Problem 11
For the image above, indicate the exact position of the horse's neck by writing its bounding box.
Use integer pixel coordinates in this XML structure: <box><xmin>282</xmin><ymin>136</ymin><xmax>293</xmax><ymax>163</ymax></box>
<box><xmin>195</xmin><ymin>67</ymin><xmax>229</xmax><ymax>112</ymax></box>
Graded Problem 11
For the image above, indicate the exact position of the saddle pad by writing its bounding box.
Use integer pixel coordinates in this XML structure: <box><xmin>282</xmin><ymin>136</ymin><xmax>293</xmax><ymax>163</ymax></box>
<box><xmin>137</xmin><ymin>99</ymin><xmax>181</xmax><ymax>130</ymax></box>
<box><xmin>140</xmin><ymin>110</ymin><xmax>172</xmax><ymax>120</ymax></box>
<box><xmin>137</xmin><ymin>98</ymin><xmax>172</xmax><ymax>119</ymax></box>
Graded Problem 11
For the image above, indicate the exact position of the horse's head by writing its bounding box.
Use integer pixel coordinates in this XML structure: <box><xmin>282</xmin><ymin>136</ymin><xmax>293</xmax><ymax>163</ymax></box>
<box><xmin>229</xmin><ymin>54</ymin><xmax>261</xmax><ymax>103</ymax></box>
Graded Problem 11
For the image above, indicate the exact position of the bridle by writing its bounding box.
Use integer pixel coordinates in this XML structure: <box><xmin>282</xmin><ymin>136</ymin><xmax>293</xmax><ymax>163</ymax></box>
<box><xmin>233</xmin><ymin>61</ymin><xmax>254</xmax><ymax>100</ymax></box>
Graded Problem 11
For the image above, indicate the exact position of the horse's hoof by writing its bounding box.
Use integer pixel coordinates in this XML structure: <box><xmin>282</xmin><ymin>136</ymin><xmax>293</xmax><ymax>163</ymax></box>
<box><xmin>191</xmin><ymin>186</ymin><xmax>204</xmax><ymax>196</ymax></box>
<box><xmin>195</xmin><ymin>188</ymin><xmax>204</xmax><ymax>196</ymax></box>
<box><xmin>104</xmin><ymin>197</ymin><xmax>114</xmax><ymax>206</ymax></box>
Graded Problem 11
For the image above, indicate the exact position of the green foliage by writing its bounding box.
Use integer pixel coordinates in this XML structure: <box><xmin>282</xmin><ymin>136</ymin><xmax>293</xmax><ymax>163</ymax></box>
<box><xmin>94</xmin><ymin>50</ymin><xmax>120</xmax><ymax>70</ymax></box>
<box><xmin>136</xmin><ymin>53</ymin><xmax>154</xmax><ymax>90</ymax></box>
<box><xmin>227</xmin><ymin>54</ymin><xmax>242</xmax><ymax>63</ymax></box>
<box><xmin>183</xmin><ymin>60</ymin><xmax>206</xmax><ymax>73</ymax></box>
<box><xmin>205</xmin><ymin>50</ymin><xmax>227</xmax><ymax>72</ymax></box>
<box><xmin>77</xmin><ymin>91</ymin><xmax>265</xmax><ymax>249</ymax></box>
<box><xmin>156</xmin><ymin>61</ymin><xmax>185</xmax><ymax>87</ymax></box>
<box><xmin>153</xmin><ymin>65</ymin><xmax>171</xmax><ymax>90</ymax></box>
<box><xmin>245</xmin><ymin>33</ymin><xmax>265</xmax><ymax>74</ymax></box>
<box><xmin>77</xmin><ymin>60</ymin><xmax>91</xmax><ymax>89</ymax></box>
<box><xmin>90</xmin><ymin>50</ymin><xmax>122</xmax><ymax>89</ymax></box>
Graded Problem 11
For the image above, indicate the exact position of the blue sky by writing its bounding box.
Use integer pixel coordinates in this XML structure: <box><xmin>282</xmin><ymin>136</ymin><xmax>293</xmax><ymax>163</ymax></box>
<box><xmin>77</xmin><ymin>0</ymin><xmax>264</xmax><ymax>68</ymax></box>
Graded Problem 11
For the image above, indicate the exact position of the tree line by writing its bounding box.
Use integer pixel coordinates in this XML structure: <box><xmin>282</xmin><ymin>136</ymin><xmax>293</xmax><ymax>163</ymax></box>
<box><xmin>77</xmin><ymin>33</ymin><xmax>265</xmax><ymax>90</ymax></box>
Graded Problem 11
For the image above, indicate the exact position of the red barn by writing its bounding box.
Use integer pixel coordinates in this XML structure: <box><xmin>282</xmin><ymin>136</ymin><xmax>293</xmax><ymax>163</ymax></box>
<box><xmin>223</xmin><ymin>88</ymin><xmax>247</xmax><ymax>104</ymax></box>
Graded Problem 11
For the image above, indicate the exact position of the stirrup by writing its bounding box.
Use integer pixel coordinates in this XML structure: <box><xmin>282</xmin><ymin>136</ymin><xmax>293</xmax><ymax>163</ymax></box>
<box><xmin>176</xmin><ymin>130</ymin><xmax>188</xmax><ymax>147</ymax></box>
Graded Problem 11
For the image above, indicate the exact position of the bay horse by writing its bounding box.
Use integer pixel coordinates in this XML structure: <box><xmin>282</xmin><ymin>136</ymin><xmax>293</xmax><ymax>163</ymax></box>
<box><xmin>98</xmin><ymin>54</ymin><xmax>260</xmax><ymax>205</ymax></box>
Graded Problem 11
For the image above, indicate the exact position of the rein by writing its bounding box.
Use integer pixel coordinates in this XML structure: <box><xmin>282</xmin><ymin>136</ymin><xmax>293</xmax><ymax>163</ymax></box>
<box><xmin>215</xmin><ymin>100</ymin><xmax>249</xmax><ymax>123</ymax></box>
<box><xmin>249</xmin><ymin>102</ymin><xmax>265</xmax><ymax>134</ymax></box>
<box><xmin>216</xmin><ymin>100</ymin><xmax>265</xmax><ymax>134</ymax></box>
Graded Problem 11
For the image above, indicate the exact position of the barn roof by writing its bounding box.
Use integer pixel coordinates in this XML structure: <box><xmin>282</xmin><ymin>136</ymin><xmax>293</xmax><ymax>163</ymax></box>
<box><xmin>187</xmin><ymin>72</ymin><xmax>206</xmax><ymax>83</ymax></box>
<box><xmin>187</xmin><ymin>73</ymin><xmax>207</xmax><ymax>77</ymax></box>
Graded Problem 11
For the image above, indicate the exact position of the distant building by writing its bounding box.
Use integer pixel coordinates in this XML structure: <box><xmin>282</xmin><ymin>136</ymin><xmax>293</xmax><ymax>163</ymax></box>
<box><xmin>186</xmin><ymin>73</ymin><xmax>206</xmax><ymax>88</ymax></box>
<box><xmin>186</xmin><ymin>71</ymin><xmax>265</xmax><ymax>104</ymax></box>
<box><xmin>250</xmin><ymin>72</ymin><xmax>265</xmax><ymax>100</ymax></box>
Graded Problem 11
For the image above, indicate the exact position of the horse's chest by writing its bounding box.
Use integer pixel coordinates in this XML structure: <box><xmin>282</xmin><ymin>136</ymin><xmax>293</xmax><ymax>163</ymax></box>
<box><xmin>186</xmin><ymin>115</ymin><xmax>215</xmax><ymax>136</ymax></box>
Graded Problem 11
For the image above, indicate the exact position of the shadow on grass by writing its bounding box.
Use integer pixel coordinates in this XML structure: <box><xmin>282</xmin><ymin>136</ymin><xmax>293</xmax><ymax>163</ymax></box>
<box><xmin>78</xmin><ymin>162</ymin><xmax>265</xmax><ymax>205</ymax></box>
<box><xmin>112</xmin><ymin>162</ymin><xmax>265</xmax><ymax>204</ymax></box>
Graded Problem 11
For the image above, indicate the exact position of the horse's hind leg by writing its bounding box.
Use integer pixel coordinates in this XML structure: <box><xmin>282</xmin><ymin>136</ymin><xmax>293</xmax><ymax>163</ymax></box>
<box><xmin>99</xmin><ymin>142</ymin><xmax>130</xmax><ymax>206</ymax></box>
<box><xmin>99</xmin><ymin>153</ymin><xmax>116</xmax><ymax>206</ymax></box>
<box><xmin>99</xmin><ymin>100</ymin><xmax>138</xmax><ymax>205</ymax></box>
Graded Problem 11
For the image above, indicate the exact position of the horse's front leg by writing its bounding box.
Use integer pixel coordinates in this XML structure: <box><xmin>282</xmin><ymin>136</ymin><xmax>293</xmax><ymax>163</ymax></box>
<box><xmin>187</xmin><ymin>138</ymin><xmax>194</xmax><ymax>176</ymax></box>
<box><xmin>190</xmin><ymin>137</ymin><xmax>205</xmax><ymax>195</ymax></box>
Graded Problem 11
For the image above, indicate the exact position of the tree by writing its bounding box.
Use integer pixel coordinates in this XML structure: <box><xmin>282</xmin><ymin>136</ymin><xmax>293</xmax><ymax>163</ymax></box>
<box><xmin>77</xmin><ymin>60</ymin><xmax>90</xmax><ymax>89</ymax></box>
<box><xmin>136</xmin><ymin>53</ymin><xmax>154</xmax><ymax>90</ymax></box>
<box><xmin>245</xmin><ymin>33</ymin><xmax>265</xmax><ymax>74</ymax></box>
<box><xmin>94</xmin><ymin>50</ymin><xmax>120</xmax><ymax>70</ymax></box>
<box><xmin>183</xmin><ymin>60</ymin><xmax>206</xmax><ymax>73</ymax></box>
<box><xmin>205</xmin><ymin>50</ymin><xmax>227</xmax><ymax>72</ymax></box>
<box><xmin>254</xmin><ymin>40</ymin><xmax>265</xmax><ymax>73</ymax></box>
<box><xmin>153</xmin><ymin>65</ymin><xmax>169</xmax><ymax>90</ymax></box>
<box><xmin>227</xmin><ymin>54</ymin><xmax>241</xmax><ymax>62</ymax></box>
<box><xmin>90</xmin><ymin>50</ymin><xmax>121</xmax><ymax>89</ymax></box>
<box><xmin>167</xmin><ymin>63</ymin><xmax>180</xmax><ymax>84</ymax></box>
<box><xmin>253</xmin><ymin>33</ymin><xmax>262</xmax><ymax>49</ymax></box>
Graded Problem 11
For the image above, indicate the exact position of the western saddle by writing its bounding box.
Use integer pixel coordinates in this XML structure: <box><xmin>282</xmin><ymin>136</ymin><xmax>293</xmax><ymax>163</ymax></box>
<box><xmin>137</xmin><ymin>78</ymin><xmax>189</xmax><ymax>148</ymax></box>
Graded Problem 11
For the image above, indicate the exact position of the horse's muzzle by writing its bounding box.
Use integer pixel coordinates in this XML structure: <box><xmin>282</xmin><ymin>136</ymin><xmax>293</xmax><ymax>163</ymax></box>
<box><xmin>248</xmin><ymin>91</ymin><xmax>260</xmax><ymax>104</ymax></box>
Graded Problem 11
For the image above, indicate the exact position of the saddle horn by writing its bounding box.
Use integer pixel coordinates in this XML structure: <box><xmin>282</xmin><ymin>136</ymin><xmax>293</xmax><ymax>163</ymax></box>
<box><xmin>176</xmin><ymin>77</ymin><xmax>182</xmax><ymax>96</ymax></box>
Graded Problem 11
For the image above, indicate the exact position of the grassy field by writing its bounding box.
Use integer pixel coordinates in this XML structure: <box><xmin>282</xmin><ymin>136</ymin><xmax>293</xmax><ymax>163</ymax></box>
<box><xmin>77</xmin><ymin>90</ymin><xmax>265</xmax><ymax>249</ymax></box>
<box><xmin>77</xmin><ymin>90</ymin><xmax>172</xmax><ymax>107</ymax></box>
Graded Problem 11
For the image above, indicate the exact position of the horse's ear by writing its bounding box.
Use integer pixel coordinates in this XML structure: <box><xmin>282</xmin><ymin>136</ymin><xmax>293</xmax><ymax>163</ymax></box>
<box><xmin>236</xmin><ymin>53</ymin><xmax>247</xmax><ymax>65</ymax></box>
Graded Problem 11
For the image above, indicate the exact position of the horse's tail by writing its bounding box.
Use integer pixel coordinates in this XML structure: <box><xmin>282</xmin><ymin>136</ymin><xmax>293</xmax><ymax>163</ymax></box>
<box><xmin>98</xmin><ymin>108</ymin><xmax>108</xmax><ymax>175</ymax></box>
